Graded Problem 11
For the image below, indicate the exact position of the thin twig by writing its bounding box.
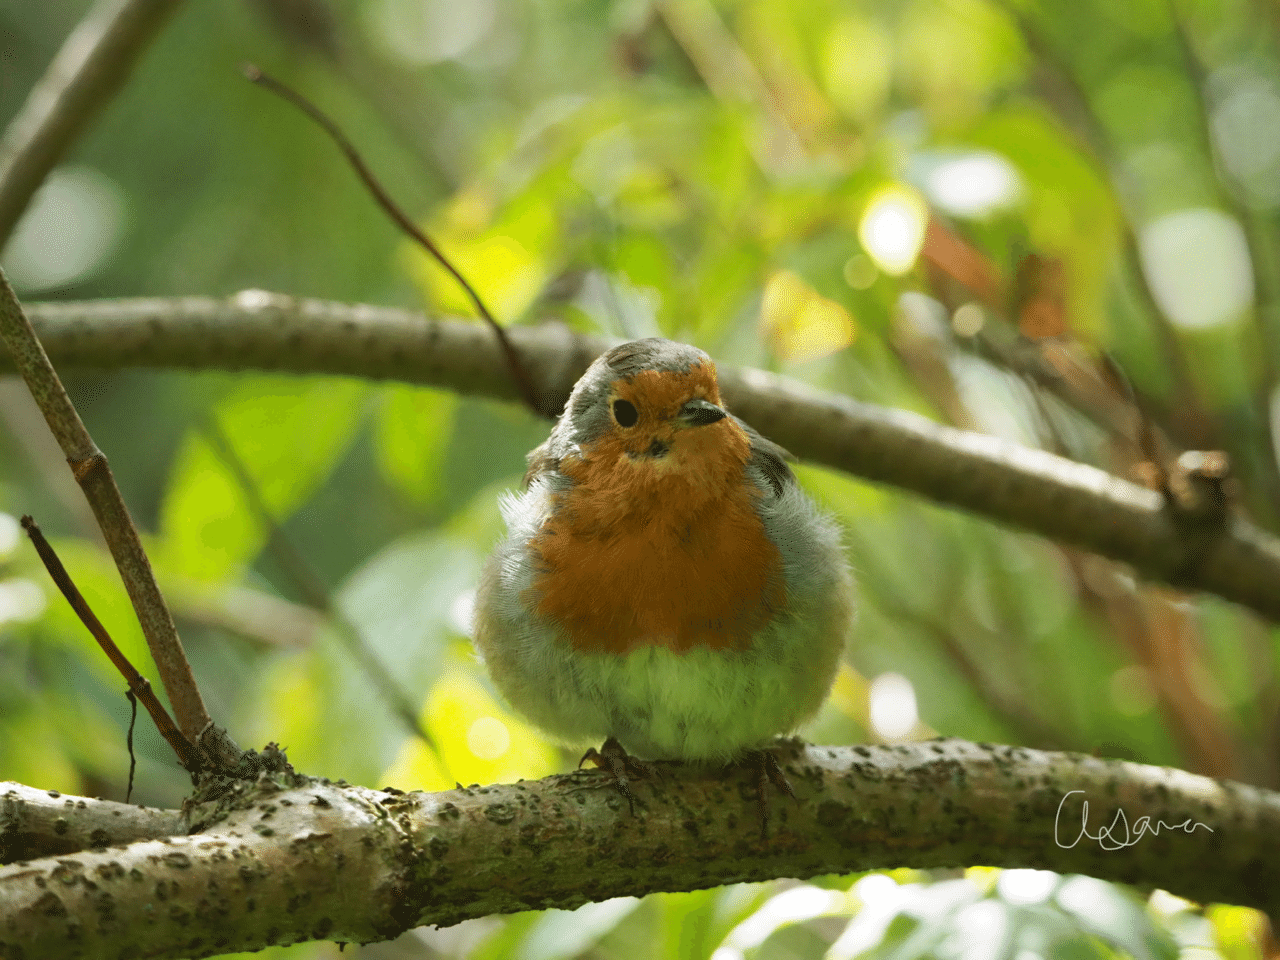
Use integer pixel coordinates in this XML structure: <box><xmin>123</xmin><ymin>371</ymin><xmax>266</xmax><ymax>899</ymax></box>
<box><xmin>200</xmin><ymin>417</ymin><xmax>443</xmax><ymax>759</ymax></box>
<box><xmin>0</xmin><ymin>268</ymin><xmax>215</xmax><ymax>746</ymax></box>
<box><xmin>20</xmin><ymin>515</ymin><xmax>198</xmax><ymax>772</ymax></box>
<box><xmin>242</xmin><ymin>64</ymin><xmax>546</xmax><ymax>418</ymax></box>
<box><xmin>0</xmin><ymin>0</ymin><xmax>185</xmax><ymax>246</ymax></box>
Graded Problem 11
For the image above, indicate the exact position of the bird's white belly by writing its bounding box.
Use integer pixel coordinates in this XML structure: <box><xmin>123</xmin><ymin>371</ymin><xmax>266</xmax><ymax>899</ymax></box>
<box><xmin>488</xmin><ymin>613</ymin><xmax>842</xmax><ymax>762</ymax></box>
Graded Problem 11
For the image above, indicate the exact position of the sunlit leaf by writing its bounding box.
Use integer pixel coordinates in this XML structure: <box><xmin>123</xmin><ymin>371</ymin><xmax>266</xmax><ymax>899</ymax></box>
<box><xmin>759</xmin><ymin>268</ymin><xmax>857</xmax><ymax>362</ymax></box>
<box><xmin>374</xmin><ymin>384</ymin><xmax>458</xmax><ymax>506</ymax></box>
<box><xmin>412</xmin><ymin>670</ymin><xmax>558</xmax><ymax>790</ymax></box>
<box><xmin>1205</xmin><ymin>904</ymin><xmax>1270</xmax><ymax>960</ymax></box>
<box><xmin>823</xmin><ymin>15</ymin><xmax>894</xmax><ymax>120</ymax></box>
<box><xmin>157</xmin><ymin>376</ymin><xmax>366</xmax><ymax>581</ymax></box>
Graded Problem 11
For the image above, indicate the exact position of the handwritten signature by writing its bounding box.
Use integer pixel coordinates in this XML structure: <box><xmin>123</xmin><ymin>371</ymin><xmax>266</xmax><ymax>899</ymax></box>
<box><xmin>1054</xmin><ymin>790</ymin><xmax>1214</xmax><ymax>850</ymax></box>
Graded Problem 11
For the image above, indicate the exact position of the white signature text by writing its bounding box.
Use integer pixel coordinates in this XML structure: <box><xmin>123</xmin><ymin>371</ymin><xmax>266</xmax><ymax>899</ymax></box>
<box><xmin>1054</xmin><ymin>790</ymin><xmax>1214</xmax><ymax>850</ymax></box>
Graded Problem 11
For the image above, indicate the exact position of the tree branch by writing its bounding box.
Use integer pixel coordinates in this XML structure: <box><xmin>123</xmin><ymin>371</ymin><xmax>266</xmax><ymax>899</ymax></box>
<box><xmin>0</xmin><ymin>273</ymin><xmax>214</xmax><ymax>752</ymax></box>
<box><xmin>13</xmin><ymin>291</ymin><xmax>1280</xmax><ymax>623</ymax></box>
<box><xmin>0</xmin><ymin>0</ymin><xmax>186</xmax><ymax>247</ymax></box>
<box><xmin>0</xmin><ymin>783</ymin><xmax>184</xmax><ymax>864</ymax></box>
<box><xmin>1</xmin><ymin>740</ymin><xmax>1276</xmax><ymax>957</ymax></box>
<box><xmin>20</xmin><ymin>515</ymin><xmax>198</xmax><ymax>771</ymax></box>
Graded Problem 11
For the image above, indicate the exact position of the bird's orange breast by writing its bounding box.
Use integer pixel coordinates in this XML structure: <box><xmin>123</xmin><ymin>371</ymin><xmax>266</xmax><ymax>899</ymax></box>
<box><xmin>527</xmin><ymin>416</ymin><xmax>785</xmax><ymax>655</ymax></box>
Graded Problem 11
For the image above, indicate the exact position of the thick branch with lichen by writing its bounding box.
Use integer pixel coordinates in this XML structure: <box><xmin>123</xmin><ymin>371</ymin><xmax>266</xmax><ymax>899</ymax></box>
<box><xmin>1</xmin><ymin>740</ymin><xmax>1276</xmax><ymax>957</ymax></box>
<box><xmin>13</xmin><ymin>292</ymin><xmax>1280</xmax><ymax>623</ymax></box>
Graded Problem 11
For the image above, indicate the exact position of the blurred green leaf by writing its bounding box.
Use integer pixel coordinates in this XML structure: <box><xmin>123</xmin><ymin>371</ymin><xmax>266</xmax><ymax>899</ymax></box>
<box><xmin>157</xmin><ymin>376</ymin><xmax>366</xmax><ymax>581</ymax></box>
<box><xmin>374</xmin><ymin>384</ymin><xmax>458</xmax><ymax>507</ymax></box>
<box><xmin>518</xmin><ymin>899</ymin><xmax>642</xmax><ymax>960</ymax></box>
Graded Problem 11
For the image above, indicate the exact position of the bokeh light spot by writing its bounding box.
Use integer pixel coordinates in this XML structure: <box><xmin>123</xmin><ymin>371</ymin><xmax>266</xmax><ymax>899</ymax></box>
<box><xmin>1139</xmin><ymin>208</ymin><xmax>1253</xmax><ymax>329</ymax></box>
<box><xmin>466</xmin><ymin>715</ymin><xmax>511</xmax><ymax>761</ymax></box>
<box><xmin>868</xmin><ymin>671</ymin><xmax>918</xmax><ymax>740</ymax></box>
<box><xmin>5</xmin><ymin>166</ymin><xmax>126</xmax><ymax>293</ymax></box>
<box><xmin>859</xmin><ymin>185</ymin><xmax>927</xmax><ymax>276</ymax></box>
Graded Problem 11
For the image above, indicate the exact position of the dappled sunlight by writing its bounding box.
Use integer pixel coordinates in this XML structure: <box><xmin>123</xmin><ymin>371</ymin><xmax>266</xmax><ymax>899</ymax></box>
<box><xmin>382</xmin><ymin>670</ymin><xmax>558</xmax><ymax>791</ymax></box>
<box><xmin>996</xmin><ymin>869</ymin><xmax>1057</xmax><ymax>905</ymax></box>
<box><xmin>362</xmin><ymin>0</ymin><xmax>497</xmax><ymax>66</ymax></box>
<box><xmin>0</xmin><ymin>578</ymin><xmax>45</xmax><ymax>626</ymax></box>
<box><xmin>711</xmin><ymin>885</ymin><xmax>846</xmax><ymax>960</ymax></box>
<box><xmin>918</xmin><ymin>151</ymin><xmax>1023</xmax><ymax>218</ymax></box>
<box><xmin>759</xmin><ymin>268</ymin><xmax>856</xmax><ymax>362</ymax></box>
<box><xmin>0</xmin><ymin>512</ymin><xmax>19</xmax><ymax>556</ymax></box>
<box><xmin>1139</xmin><ymin>208</ymin><xmax>1254</xmax><ymax>330</ymax></box>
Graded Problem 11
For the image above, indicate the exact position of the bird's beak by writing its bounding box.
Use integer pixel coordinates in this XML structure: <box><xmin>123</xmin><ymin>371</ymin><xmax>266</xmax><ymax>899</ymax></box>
<box><xmin>676</xmin><ymin>397</ymin><xmax>728</xmax><ymax>427</ymax></box>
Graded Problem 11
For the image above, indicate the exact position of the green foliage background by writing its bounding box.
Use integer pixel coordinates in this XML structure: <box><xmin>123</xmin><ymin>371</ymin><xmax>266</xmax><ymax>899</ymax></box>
<box><xmin>1</xmin><ymin>0</ymin><xmax>1278</xmax><ymax>956</ymax></box>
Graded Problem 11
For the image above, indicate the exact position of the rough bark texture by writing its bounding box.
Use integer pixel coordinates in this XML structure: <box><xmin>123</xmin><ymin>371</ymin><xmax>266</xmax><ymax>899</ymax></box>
<box><xmin>2</xmin><ymin>740</ymin><xmax>1277</xmax><ymax>958</ymax></box>
<box><xmin>0</xmin><ymin>785</ymin><xmax>184</xmax><ymax>864</ymax></box>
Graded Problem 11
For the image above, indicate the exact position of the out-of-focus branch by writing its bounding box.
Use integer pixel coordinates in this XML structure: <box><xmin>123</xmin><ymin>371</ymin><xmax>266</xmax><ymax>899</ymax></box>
<box><xmin>164</xmin><ymin>577</ymin><xmax>326</xmax><ymax>650</ymax></box>
<box><xmin>856</xmin><ymin>564</ymin><xmax>1075</xmax><ymax>750</ymax></box>
<box><xmin>0</xmin><ymin>379</ymin><xmax>98</xmax><ymax>531</ymax></box>
<box><xmin>0</xmin><ymin>0</ymin><xmax>185</xmax><ymax>247</ymax></box>
<box><xmin>656</xmin><ymin>0</ymin><xmax>807</xmax><ymax>173</ymax></box>
<box><xmin>201</xmin><ymin>417</ymin><xmax>441</xmax><ymax>756</ymax></box>
<box><xmin>0</xmin><ymin>273</ymin><xmax>219</xmax><ymax>755</ymax></box>
<box><xmin>988</xmin><ymin>0</ymin><xmax>1203</xmax><ymax>427</ymax></box>
<box><xmin>1075</xmin><ymin>555</ymin><xmax>1239</xmax><ymax>779</ymax></box>
<box><xmin>2</xmin><ymin>741</ymin><xmax>1278</xmax><ymax>956</ymax></box>
<box><xmin>14</xmin><ymin>292</ymin><xmax>1280</xmax><ymax>623</ymax></box>
<box><xmin>1166</xmin><ymin>0</ymin><xmax>1278</xmax><ymax>356</ymax></box>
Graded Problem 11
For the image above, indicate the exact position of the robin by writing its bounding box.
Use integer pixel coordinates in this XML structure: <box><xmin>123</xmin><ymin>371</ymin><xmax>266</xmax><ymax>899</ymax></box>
<box><xmin>473</xmin><ymin>338</ymin><xmax>854</xmax><ymax>819</ymax></box>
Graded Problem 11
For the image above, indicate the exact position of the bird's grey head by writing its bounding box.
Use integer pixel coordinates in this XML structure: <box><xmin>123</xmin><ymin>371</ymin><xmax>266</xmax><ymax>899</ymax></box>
<box><xmin>550</xmin><ymin>339</ymin><xmax>719</xmax><ymax>451</ymax></box>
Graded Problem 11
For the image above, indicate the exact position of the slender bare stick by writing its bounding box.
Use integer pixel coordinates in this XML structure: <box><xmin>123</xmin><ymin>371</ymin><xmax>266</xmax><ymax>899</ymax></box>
<box><xmin>0</xmin><ymin>0</ymin><xmax>185</xmax><ymax>247</ymax></box>
<box><xmin>0</xmin><ymin>268</ymin><xmax>213</xmax><ymax>744</ymax></box>
<box><xmin>20</xmin><ymin>516</ymin><xmax>198</xmax><ymax>771</ymax></box>
<box><xmin>242</xmin><ymin>65</ymin><xmax>547</xmax><ymax>418</ymax></box>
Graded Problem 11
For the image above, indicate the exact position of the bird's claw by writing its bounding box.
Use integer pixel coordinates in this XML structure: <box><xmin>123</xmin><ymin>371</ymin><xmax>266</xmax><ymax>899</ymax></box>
<box><xmin>578</xmin><ymin>736</ymin><xmax>658</xmax><ymax>815</ymax></box>
<box><xmin>750</xmin><ymin>747</ymin><xmax>798</xmax><ymax>839</ymax></box>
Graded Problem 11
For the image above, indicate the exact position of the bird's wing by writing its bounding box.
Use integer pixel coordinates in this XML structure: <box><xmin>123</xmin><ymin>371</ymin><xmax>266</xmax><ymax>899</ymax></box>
<box><xmin>734</xmin><ymin>415</ymin><xmax>796</xmax><ymax>498</ymax></box>
<box><xmin>523</xmin><ymin>437</ymin><xmax>561</xmax><ymax>487</ymax></box>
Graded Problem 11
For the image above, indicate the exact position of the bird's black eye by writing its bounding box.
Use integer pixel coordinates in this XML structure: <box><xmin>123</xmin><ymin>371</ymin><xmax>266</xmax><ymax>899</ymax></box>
<box><xmin>612</xmin><ymin>399</ymin><xmax>638</xmax><ymax>427</ymax></box>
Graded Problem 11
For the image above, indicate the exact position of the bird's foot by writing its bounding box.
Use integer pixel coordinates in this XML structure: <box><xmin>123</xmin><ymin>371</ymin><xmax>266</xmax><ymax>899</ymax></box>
<box><xmin>744</xmin><ymin>747</ymin><xmax>798</xmax><ymax>839</ymax></box>
<box><xmin>578</xmin><ymin>736</ymin><xmax>660</xmax><ymax>815</ymax></box>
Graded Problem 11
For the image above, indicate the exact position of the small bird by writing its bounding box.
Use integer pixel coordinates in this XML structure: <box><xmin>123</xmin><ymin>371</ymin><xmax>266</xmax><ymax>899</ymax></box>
<box><xmin>473</xmin><ymin>338</ymin><xmax>854</xmax><ymax>816</ymax></box>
